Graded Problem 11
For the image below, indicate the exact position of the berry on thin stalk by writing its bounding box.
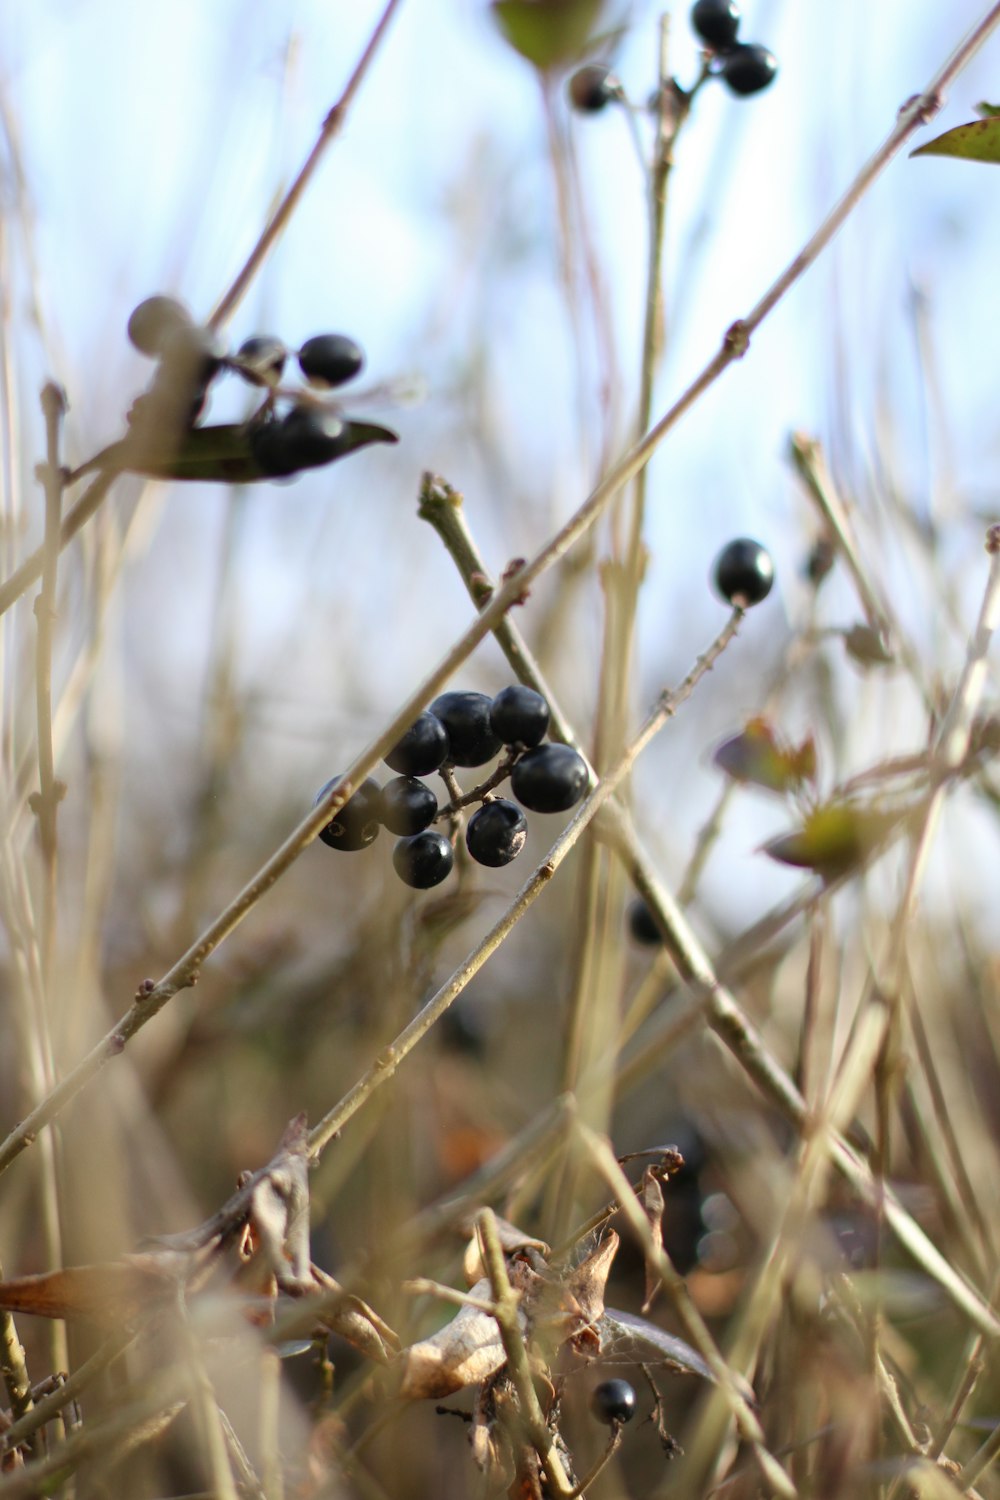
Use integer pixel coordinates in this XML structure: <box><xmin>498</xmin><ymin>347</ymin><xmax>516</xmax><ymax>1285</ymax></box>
<box><xmin>385</xmin><ymin>712</ymin><xmax>450</xmax><ymax>777</ymax></box>
<box><xmin>315</xmin><ymin>776</ymin><xmax>382</xmax><ymax>852</ymax></box>
<box><xmin>590</xmin><ymin>1379</ymin><xmax>637</xmax><ymax>1426</ymax></box>
<box><xmin>712</xmin><ymin>538</ymin><xmax>774</xmax><ymax>608</ymax></box>
<box><xmin>691</xmin><ymin>0</ymin><xmax>741</xmax><ymax>51</ymax></box>
<box><xmin>393</xmin><ymin>831</ymin><xmax>454</xmax><ymax>889</ymax></box>
<box><xmin>298</xmin><ymin>333</ymin><xmax>365</xmax><ymax>388</ymax></box>
<box><xmin>719</xmin><ymin>42</ymin><xmax>777</xmax><ymax>95</ymax></box>
<box><xmin>511</xmin><ymin>744</ymin><xmax>588</xmax><ymax>813</ymax></box>
<box><xmin>490</xmin><ymin>685</ymin><xmax>550</xmax><ymax>748</ymax></box>
<box><xmin>466</xmin><ymin>800</ymin><xmax>528</xmax><ymax>868</ymax></box>
<box><xmin>380</xmin><ymin>776</ymin><xmax>438</xmax><ymax>836</ymax></box>
<box><xmin>567</xmin><ymin>63</ymin><xmax>623</xmax><ymax>113</ymax></box>
<box><xmin>628</xmin><ymin>898</ymin><xmax>664</xmax><ymax>946</ymax></box>
<box><xmin>430</xmin><ymin>692</ymin><xmax>503</xmax><ymax>768</ymax></box>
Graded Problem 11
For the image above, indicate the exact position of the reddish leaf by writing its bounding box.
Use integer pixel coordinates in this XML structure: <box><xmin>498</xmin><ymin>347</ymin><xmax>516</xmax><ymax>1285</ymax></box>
<box><xmin>713</xmin><ymin>718</ymin><xmax>816</xmax><ymax>795</ymax></box>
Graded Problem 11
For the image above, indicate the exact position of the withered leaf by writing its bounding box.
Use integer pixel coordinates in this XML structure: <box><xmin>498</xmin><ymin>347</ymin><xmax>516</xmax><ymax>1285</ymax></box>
<box><xmin>0</xmin><ymin>1256</ymin><xmax>182</xmax><ymax>1326</ymax></box>
<box><xmin>399</xmin><ymin>1276</ymin><xmax>516</xmax><ymax>1399</ymax></box>
<box><xmin>597</xmin><ymin>1309</ymin><xmax>715</xmax><ymax>1383</ymax></box>
<box><xmin>558</xmin><ymin>1232</ymin><xmax>617</xmax><ymax>1332</ymax></box>
<box><xmin>641</xmin><ymin>1168</ymin><xmax>666</xmax><ymax>1314</ymax></box>
<box><xmin>462</xmin><ymin>1214</ymin><xmax>550</xmax><ymax>1287</ymax></box>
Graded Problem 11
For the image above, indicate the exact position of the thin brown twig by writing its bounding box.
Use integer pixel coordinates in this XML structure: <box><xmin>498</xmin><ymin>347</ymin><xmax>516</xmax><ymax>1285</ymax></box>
<box><xmin>207</xmin><ymin>0</ymin><xmax>404</xmax><ymax>332</ymax></box>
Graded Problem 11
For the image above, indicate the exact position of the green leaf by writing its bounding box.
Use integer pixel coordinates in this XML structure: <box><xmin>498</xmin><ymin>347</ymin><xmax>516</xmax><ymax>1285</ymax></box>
<box><xmin>762</xmin><ymin>802</ymin><xmax>902</xmax><ymax>881</ymax></box>
<box><xmin>713</xmin><ymin>718</ymin><xmax>817</xmax><ymax>796</ymax></box>
<box><xmin>80</xmin><ymin>419</ymin><xmax>397</xmax><ymax>484</ymax></box>
<box><xmin>975</xmin><ymin>102</ymin><xmax>1000</xmax><ymax>117</ymax></box>
<box><xmin>491</xmin><ymin>0</ymin><xmax>608</xmax><ymax>70</ymax></box>
<box><xmin>911</xmin><ymin>117</ymin><xmax>1000</xmax><ymax>164</ymax></box>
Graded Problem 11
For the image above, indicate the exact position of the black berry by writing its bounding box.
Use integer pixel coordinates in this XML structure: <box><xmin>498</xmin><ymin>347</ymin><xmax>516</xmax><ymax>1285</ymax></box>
<box><xmin>235</xmin><ymin>335</ymin><xmax>287</xmax><ymax>385</ymax></box>
<box><xmin>719</xmin><ymin>42</ymin><xmax>777</xmax><ymax>95</ymax></box>
<box><xmin>251</xmin><ymin>405</ymin><xmax>347</xmax><ymax>475</ymax></box>
<box><xmin>429</xmin><ymin>692</ymin><xmax>503</xmax><ymax>768</ymax></box>
<box><xmin>385</xmin><ymin>713</ymin><xmax>450</xmax><ymax>776</ymax></box>
<box><xmin>590</xmin><ymin>1379</ymin><xmax>637</xmax><ymax>1426</ymax></box>
<box><xmin>568</xmin><ymin>64</ymin><xmax>622</xmax><ymax>113</ymax></box>
<box><xmin>127</xmin><ymin>295</ymin><xmax>193</xmax><ymax>357</ymax></box>
<box><xmin>628</xmin><ymin>898</ymin><xmax>663</xmax><ymax>946</ymax></box>
<box><xmin>466</xmin><ymin>800</ymin><xmax>528</xmax><ymax>868</ymax></box>
<box><xmin>511</xmin><ymin>744</ymin><xmax>588</xmax><ymax>813</ymax></box>
<box><xmin>490</xmin><ymin>685</ymin><xmax>550</xmax><ymax>748</ymax></box>
<box><xmin>315</xmin><ymin>776</ymin><xmax>382</xmax><ymax>852</ymax></box>
<box><xmin>691</xmin><ymin>0</ymin><xmax>740</xmax><ymax>50</ymax></box>
<box><xmin>380</xmin><ymin>776</ymin><xmax>438</xmax><ymax>836</ymax></box>
<box><xmin>393</xmin><ymin>830</ymin><xmax>454</xmax><ymax>889</ymax></box>
<box><xmin>712</xmin><ymin>538</ymin><xmax>774</xmax><ymax>608</ymax></box>
<box><xmin>298</xmin><ymin>334</ymin><xmax>365</xmax><ymax>388</ymax></box>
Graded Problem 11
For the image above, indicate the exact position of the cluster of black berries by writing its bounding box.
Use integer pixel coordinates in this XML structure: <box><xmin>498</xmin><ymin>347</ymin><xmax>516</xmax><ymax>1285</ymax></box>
<box><xmin>124</xmin><ymin>295</ymin><xmax>395</xmax><ymax>478</ymax></box>
<box><xmin>314</xmin><ymin>687</ymin><xmax>590</xmax><ymax>891</ymax></box>
<box><xmin>690</xmin><ymin>1</ymin><xmax>777</xmax><ymax>96</ymax></box>
<box><xmin>566</xmin><ymin>3</ymin><xmax>776</xmax><ymax>119</ymax></box>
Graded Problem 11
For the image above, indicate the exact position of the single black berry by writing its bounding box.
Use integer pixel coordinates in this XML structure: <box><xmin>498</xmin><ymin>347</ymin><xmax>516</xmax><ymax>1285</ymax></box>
<box><xmin>251</xmin><ymin>406</ymin><xmax>396</xmax><ymax>476</ymax></box>
<box><xmin>719</xmin><ymin>42</ymin><xmax>777</xmax><ymax>96</ymax></box>
<box><xmin>385</xmin><ymin>713</ymin><xmax>451</xmax><ymax>776</ymax></box>
<box><xmin>628</xmin><ymin>898</ymin><xmax>663</xmax><ymax>946</ymax></box>
<box><xmin>490</xmin><ymin>685</ymin><xmax>550</xmax><ymax>748</ymax></box>
<box><xmin>440</xmin><ymin>1003</ymin><xmax>488</xmax><ymax>1057</ymax></box>
<box><xmin>691</xmin><ymin>0</ymin><xmax>740</xmax><ymax>50</ymax></box>
<box><xmin>127</xmin><ymin>295</ymin><xmax>193</xmax><ymax>357</ymax></box>
<box><xmin>466</xmin><ymin>799</ymin><xmax>528</xmax><ymax>868</ymax></box>
<box><xmin>393</xmin><ymin>830</ymin><xmax>454</xmax><ymax>889</ymax></box>
<box><xmin>429</xmin><ymin>692</ymin><xmax>503</xmax><ymax>768</ymax></box>
<box><xmin>235</xmin><ymin>335</ymin><xmax>287</xmax><ymax>385</ymax></box>
<box><xmin>298</xmin><ymin>334</ymin><xmax>365</xmax><ymax>388</ymax></box>
<box><xmin>590</xmin><ymin>1379</ymin><xmax>637</xmax><ymax>1426</ymax></box>
<box><xmin>251</xmin><ymin>405</ymin><xmax>347</xmax><ymax>475</ymax></box>
<box><xmin>511</xmin><ymin>744</ymin><xmax>588</xmax><ymax>813</ymax></box>
<box><xmin>315</xmin><ymin>776</ymin><xmax>382</xmax><ymax>852</ymax></box>
<box><xmin>568</xmin><ymin>63</ymin><xmax>623</xmax><ymax>113</ymax></box>
<box><xmin>380</xmin><ymin>776</ymin><xmax>438</xmax><ymax>836</ymax></box>
<box><xmin>712</xmin><ymin>538</ymin><xmax>774</xmax><ymax>608</ymax></box>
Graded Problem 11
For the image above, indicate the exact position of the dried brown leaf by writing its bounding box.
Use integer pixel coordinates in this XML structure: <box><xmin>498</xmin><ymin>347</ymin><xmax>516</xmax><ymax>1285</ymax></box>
<box><xmin>399</xmin><ymin>1276</ymin><xmax>516</xmax><ymax>1398</ymax></box>
<box><xmin>462</xmin><ymin>1215</ymin><xmax>550</xmax><ymax>1286</ymax></box>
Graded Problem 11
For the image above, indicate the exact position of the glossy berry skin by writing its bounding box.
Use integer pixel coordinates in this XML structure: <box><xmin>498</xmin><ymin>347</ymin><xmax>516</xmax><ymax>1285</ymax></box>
<box><xmin>380</xmin><ymin>776</ymin><xmax>438</xmax><ymax>836</ymax></box>
<box><xmin>568</xmin><ymin>64</ymin><xmax>622</xmax><ymax>113</ymax></box>
<box><xmin>720</xmin><ymin>43</ymin><xmax>777</xmax><ymax>96</ymax></box>
<box><xmin>127</xmin><ymin>295</ymin><xmax>193</xmax><ymax>357</ymax></box>
<box><xmin>511</xmin><ymin>744</ymin><xmax>588</xmax><ymax>813</ymax></box>
<box><xmin>251</xmin><ymin>406</ymin><xmax>396</xmax><ymax>477</ymax></box>
<box><xmin>385</xmin><ymin>713</ymin><xmax>450</xmax><ymax>777</ymax></box>
<box><xmin>430</xmin><ymin>692</ymin><xmax>503</xmax><ymax>768</ymax></box>
<box><xmin>691</xmin><ymin>0</ymin><xmax>740</xmax><ymax>50</ymax></box>
<box><xmin>298</xmin><ymin>334</ymin><xmax>365</xmax><ymax>388</ymax></box>
<box><xmin>466</xmin><ymin>800</ymin><xmax>528</xmax><ymax>868</ymax></box>
<box><xmin>712</xmin><ymin>538</ymin><xmax>774</xmax><ymax>608</ymax></box>
<box><xmin>236</xmin><ymin>335</ymin><xmax>287</xmax><ymax>385</ymax></box>
<box><xmin>315</xmin><ymin>776</ymin><xmax>382</xmax><ymax>852</ymax></box>
<box><xmin>393</xmin><ymin>830</ymin><xmax>454</xmax><ymax>889</ymax></box>
<box><xmin>628</xmin><ymin>898</ymin><xmax>663</xmax><ymax>946</ymax></box>
<box><xmin>490</xmin><ymin>686</ymin><xmax>550</xmax><ymax>748</ymax></box>
<box><xmin>251</xmin><ymin>406</ymin><xmax>347</xmax><ymax>475</ymax></box>
<box><xmin>590</xmin><ymin>1379</ymin><xmax>637</xmax><ymax>1426</ymax></box>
